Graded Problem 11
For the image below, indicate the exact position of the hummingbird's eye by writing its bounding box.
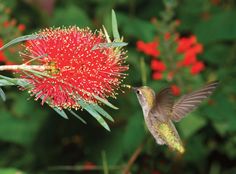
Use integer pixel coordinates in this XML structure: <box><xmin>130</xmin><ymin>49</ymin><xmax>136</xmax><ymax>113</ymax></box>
<box><xmin>136</xmin><ymin>90</ymin><xmax>141</xmax><ymax>95</ymax></box>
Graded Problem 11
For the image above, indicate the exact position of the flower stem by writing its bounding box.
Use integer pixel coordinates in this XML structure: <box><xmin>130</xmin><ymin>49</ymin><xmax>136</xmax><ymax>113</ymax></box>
<box><xmin>0</xmin><ymin>64</ymin><xmax>46</xmax><ymax>72</ymax></box>
<box><xmin>140</xmin><ymin>57</ymin><xmax>147</xmax><ymax>86</ymax></box>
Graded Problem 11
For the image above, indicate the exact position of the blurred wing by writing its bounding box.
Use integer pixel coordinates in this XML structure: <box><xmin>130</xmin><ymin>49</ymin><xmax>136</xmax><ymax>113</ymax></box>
<box><xmin>171</xmin><ymin>81</ymin><xmax>219</xmax><ymax>122</ymax></box>
<box><xmin>150</xmin><ymin>88</ymin><xmax>174</xmax><ymax>122</ymax></box>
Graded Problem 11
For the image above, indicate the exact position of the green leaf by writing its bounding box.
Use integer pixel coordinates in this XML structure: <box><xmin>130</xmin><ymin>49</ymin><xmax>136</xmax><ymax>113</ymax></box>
<box><xmin>112</xmin><ymin>10</ymin><xmax>120</xmax><ymax>41</ymax></box>
<box><xmin>0</xmin><ymin>79</ymin><xmax>15</xmax><ymax>86</ymax></box>
<box><xmin>0</xmin><ymin>75</ymin><xmax>29</xmax><ymax>88</ymax></box>
<box><xmin>52</xmin><ymin>107</ymin><xmax>69</xmax><ymax>119</ymax></box>
<box><xmin>195</xmin><ymin>11</ymin><xmax>236</xmax><ymax>44</ymax></box>
<box><xmin>184</xmin><ymin>135</ymin><xmax>208</xmax><ymax>163</ymax></box>
<box><xmin>117</xmin><ymin>12</ymin><xmax>156</xmax><ymax>41</ymax></box>
<box><xmin>212</xmin><ymin>122</ymin><xmax>229</xmax><ymax>136</ymax></box>
<box><xmin>51</xmin><ymin>5</ymin><xmax>91</xmax><ymax>27</ymax></box>
<box><xmin>77</xmin><ymin>89</ymin><xmax>118</xmax><ymax>110</ymax></box>
<box><xmin>0</xmin><ymin>34</ymin><xmax>40</xmax><ymax>51</ymax></box>
<box><xmin>0</xmin><ymin>87</ymin><xmax>6</xmax><ymax>101</ymax></box>
<box><xmin>122</xmin><ymin>111</ymin><xmax>146</xmax><ymax>154</ymax></box>
<box><xmin>92</xmin><ymin>42</ymin><xmax>128</xmax><ymax>50</ymax></box>
<box><xmin>0</xmin><ymin>109</ymin><xmax>47</xmax><ymax>146</ymax></box>
<box><xmin>178</xmin><ymin>113</ymin><xmax>207</xmax><ymax>139</ymax></box>
<box><xmin>92</xmin><ymin>94</ymin><xmax>118</xmax><ymax>110</ymax></box>
<box><xmin>102</xmin><ymin>25</ymin><xmax>111</xmax><ymax>43</ymax></box>
<box><xmin>204</xmin><ymin>93</ymin><xmax>236</xmax><ymax>135</ymax></box>
<box><xmin>90</xmin><ymin>104</ymin><xmax>114</xmax><ymax>122</ymax></box>
<box><xmin>77</xmin><ymin>99</ymin><xmax>110</xmax><ymax>131</ymax></box>
<box><xmin>68</xmin><ymin>110</ymin><xmax>87</xmax><ymax>124</ymax></box>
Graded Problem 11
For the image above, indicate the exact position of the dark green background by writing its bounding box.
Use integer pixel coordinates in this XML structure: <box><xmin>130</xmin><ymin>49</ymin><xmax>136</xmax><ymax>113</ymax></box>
<box><xmin>0</xmin><ymin>0</ymin><xmax>236</xmax><ymax>174</ymax></box>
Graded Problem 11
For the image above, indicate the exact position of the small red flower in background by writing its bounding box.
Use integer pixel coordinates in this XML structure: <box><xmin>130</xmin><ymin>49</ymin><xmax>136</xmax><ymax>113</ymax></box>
<box><xmin>136</xmin><ymin>34</ymin><xmax>204</xmax><ymax>82</ymax></box>
<box><xmin>171</xmin><ymin>85</ymin><xmax>181</xmax><ymax>96</ymax></box>
<box><xmin>136</xmin><ymin>40</ymin><xmax>160</xmax><ymax>57</ymax></box>
<box><xmin>175</xmin><ymin>19</ymin><xmax>181</xmax><ymax>26</ymax></box>
<box><xmin>18</xmin><ymin>24</ymin><xmax>26</xmax><ymax>32</ymax></box>
<box><xmin>151</xmin><ymin>59</ymin><xmax>166</xmax><ymax>72</ymax></box>
<box><xmin>0</xmin><ymin>39</ymin><xmax>6</xmax><ymax>62</ymax></box>
<box><xmin>152</xmin><ymin>72</ymin><xmax>163</xmax><ymax>80</ymax></box>
<box><xmin>177</xmin><ymin>35</ymin><xmax>205</xmax><ymax>75</ymax></box>
<box><xmin>191</xmin><ymin>61</ymin><xmax>205</xmax><ymax>75</ymax></box>
<box><xmin>167</xmin><ymin>71</ymin><xmax>174</xmax><ymax>81</ymax></box>
<box><xmin>177</xmin><ymin>35</ymin><xmax>197</xmax><ymax>53</ymax></box>
<box><xmin>22</xmin><ymin>27</ymin><xmax>128</xmax><ymax>109</ymax></box>
<box><xmin>164</xmin><ymin>32</ymin><xmax>171</xmax><ymax>40</ymax></box>
<box><xmin>151</xmin><ymin>59</ymin><xmax>166</xmax><ymax>80</ymax></box>
<box><xmin>3</xmin><ymin>21</ymin><xmax>10</xmax><ymax>28</ymax></box>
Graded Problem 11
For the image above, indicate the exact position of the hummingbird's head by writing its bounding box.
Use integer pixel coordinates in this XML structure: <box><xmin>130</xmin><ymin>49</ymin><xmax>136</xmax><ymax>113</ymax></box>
<box><xmin>133</xmin><ymin>86</ymin><xmax>155</xmax><ymax>115</ymax></box>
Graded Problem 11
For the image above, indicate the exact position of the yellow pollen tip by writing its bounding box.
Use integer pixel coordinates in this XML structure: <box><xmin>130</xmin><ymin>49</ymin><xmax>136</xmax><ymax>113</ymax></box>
<box><xmin>121</xmin><ymin>84</ymin><xmax>132</xmax><ymax>89</ymax></box>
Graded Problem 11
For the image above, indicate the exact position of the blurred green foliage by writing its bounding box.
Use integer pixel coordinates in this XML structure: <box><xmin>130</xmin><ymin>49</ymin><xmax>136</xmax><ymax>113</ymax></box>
<box><xmin>0</xmin><ymin>0</ymin><xmax>236</xmax><ymax>174</ymax></box>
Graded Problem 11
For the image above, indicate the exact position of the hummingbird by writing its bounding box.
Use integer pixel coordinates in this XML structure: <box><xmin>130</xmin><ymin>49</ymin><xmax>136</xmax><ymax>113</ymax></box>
<box><xmin>133</xmin><ymin>81</ymin><xmax>219</xmax><ymax>154</ymax></box>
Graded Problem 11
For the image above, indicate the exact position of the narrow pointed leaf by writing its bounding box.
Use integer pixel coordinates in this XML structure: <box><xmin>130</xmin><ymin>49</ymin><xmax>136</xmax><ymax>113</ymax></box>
<box><xmin>92</xmin><ymin>94</ymin><xmax>118</xmax><ymax>110</ymax></box>
<box><xmin>80</xmin><ymin>89</ymin><xmax>118</xmax><ymax>109</ymax></box>
<box><xmin>102</xmin><ymin>25</ymin><xmax>111</xmax><ymax>43</ymax></box>
<box><xmin>90</xmin><ymin>104</ymin><xmax>114</xmax><ymax>122</ymax></box>
<box><xmin>112</xmin><ymin>10</ymin><xmax>120</xmax><ymax>41</ymax></box>
<box><xmin>0</xmin><ymin>75</ymin><xmax>29</xmax><ymax>87</ymax></box>
<box><xmin>92</xmin><ymin>42</ymin><xmax>128</xmax><ymax>50</ymax></box>
<box><xmin>68</xmin><ymin>110</ymin><xmax>87</xmax><ymax>124</ymax></box>
<box><xmin>77</xmin><ymin>99</ymin><xmax>110</xmax><ymax>131</ymax></box>
<box><xmin>0</xmin><ymin>34</ymin><xmax>41</xmax><ymax>51</ymax></box>
<box><xmin>0</xmin><ymin>87</ymin><xmax>6</xmax><ymax>101</ymax></box>
<box><xmin>0</xmin><ymin>79</ymin><xmax>15</xmax><ymax>86</ymax></box>
<box><xmin>24</xmin><ymin>69</ymin><xmax>50</xmax><ymax>78</ymax></box>
<box><xmin>23</xmin><ymin>53</ymin><xmax>48</xmax><ymax>64</ymax></box>
<box><xmin>52</xmin><ymin>107</ymin><xmax>69</xmax><ymax>119</ymax></box>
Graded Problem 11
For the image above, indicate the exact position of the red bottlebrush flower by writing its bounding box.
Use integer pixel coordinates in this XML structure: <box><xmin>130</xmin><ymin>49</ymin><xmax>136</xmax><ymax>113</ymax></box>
<box><xmin>152</xmin><ymin>72</ymin><xmax>163</xmax><ymax>80</ymax></box>
<box><xmin>22</xmin><ymin>27</ymin><xmax>128</xmax><ymax>109</ymax></box>
<box><xmin>136</xmin><ymin>40</ymin><xmax>160</xmax><ymax>57</ymax></box>
<box><xmin>151</xmin><ymin>59</ymin><xmax>166</xmax><ymax>71</ymax></box>
<box><xmin>190</xmin><ymin>61</ymin><xmax>205</xmax><ymax>75</ymax></box>
<box><xmin>18</xmin><ymin>24</ymin><xmax>26</xmax><ymax>32</ymax></box>
<box><xmin>171</xmin><ymin>85</ymin><xmax>181</xmax><ymax>96</ymax></box>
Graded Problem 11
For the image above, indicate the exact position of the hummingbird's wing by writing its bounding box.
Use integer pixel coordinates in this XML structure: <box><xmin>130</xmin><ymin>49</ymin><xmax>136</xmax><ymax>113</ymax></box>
<box><xmin>171</xmin><ymin>81</ymin><xmax>219</xmax><ymax>122</ymax></box>
<box><xmin>149</xmin><ymin>87</ymin><xmax>174</xmax><ymax>122</ymax></box>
